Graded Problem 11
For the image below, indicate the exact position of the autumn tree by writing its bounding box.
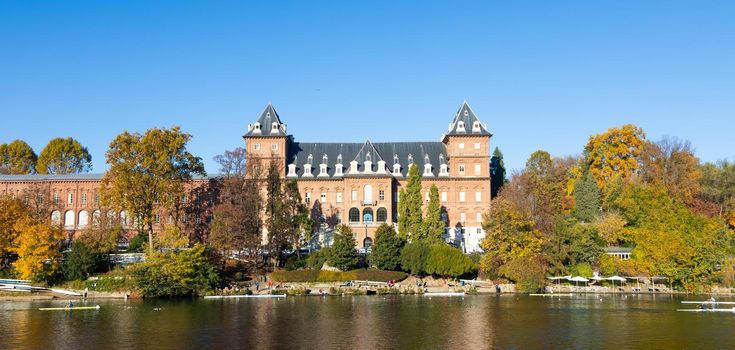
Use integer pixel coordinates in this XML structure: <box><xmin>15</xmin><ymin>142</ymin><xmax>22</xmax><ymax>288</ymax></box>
<box><xmin>480</xmin><ymin>198</ymin><xmax>543</xmax><ymax>275</ymax></box>
<box><xmin>490</xmin><ymin>147</ymin><xmax>507</xmax><ymax>198</ymax></box>
<box><xmin>699</xmin><ymin>160</ymin><xmax>735</xmax><ymax>219</ymax></box>
<box><xmin>36</xmin><ymin>137</ymin><xmax>92</xmax><ymax>174</ymax></box>
<box><xmin>640</xmin><ymin>136</ymin><xmax>700</xmax><ymax>203</ymax></box>
<box><xmin>102</xmin><ymin>127</ymin><xmax>205</xmax><ymax>252</ymax></box>
<box><xmin>397</xmin><ymin>164</ymin><xmax>424</xmax><ymax>240</ymax></box>
<box><xmin>13</xmin><ymin>216</ymin><xmax>63</xmax><ymax>282</ymax></box>
<box><xmin>423</xmin><ymin>184</ymin><xmax>445</xmax><ymax>242</ymax></box>
<box><xmin>0</xmin><ymin>197</ymin><xmax>30</xmax><ymax>270</ymax></box>
<box><xmin>0</xmin><ymin>140</ymin><xmax>37</xmax><ymax>174</ymax></box>
<box><xmin>573</xmin><ymin>172</ymin><xmax>601</xmax><ymax>222</ymax></box>
<box><xmin>584</xmin><ymin>124</ymin><xmax>646</xmax><ymax>188</ymax></box>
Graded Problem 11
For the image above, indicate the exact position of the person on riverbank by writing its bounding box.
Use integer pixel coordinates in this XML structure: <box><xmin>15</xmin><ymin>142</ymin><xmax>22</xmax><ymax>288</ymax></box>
<box><xmin>255</xmin><ymin>281</ymin><xmax>260</xmax><ymax>291</ymax></box>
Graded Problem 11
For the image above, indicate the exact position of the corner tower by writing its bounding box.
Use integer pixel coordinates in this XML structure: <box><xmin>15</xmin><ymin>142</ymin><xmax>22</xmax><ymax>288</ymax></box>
<box><xmin>243</xmin><ymin>103</ymin><xmax>290</xmax><ymax>176</ymax></box>
<box><xmin>442</xmin><ymin>101</ymin><xmax>492</xmax><ymax>179</ymax></box>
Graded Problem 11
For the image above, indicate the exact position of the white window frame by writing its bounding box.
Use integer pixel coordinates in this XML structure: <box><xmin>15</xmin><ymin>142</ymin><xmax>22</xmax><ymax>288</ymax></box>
<box><xmin>320</xmin><ymin>193</ymin><xmax>326</xmax><ymax>203</ymax></box>
<box><xmin>67</xmin><ymin>193</ymin><xmax>73</xmax><ymax>205</ymax></box>
<box><xmin>474</xmin><ymin>142</ymin><xmax>481</xmax><ymax>149</ymax></box>
<box><xmin>81</xmin><ymin>193</ymin><xmax>87</xmax><ymax>205</ymax></box>
<box><xmin>351</xmin><ymin>190</ymin><xmax>357</xmax><ymax>201</ymax></box>
<box><xmin>476</xmin><ymin>212</ymin><xmax>482</xmax><ymax>223</ymax></box>
<box><xmin>475</xmin><ymin>164</ymin><xmax>481</xmax><ymax>175</ymax></box>
<box><xmin>458</xmin><ymin>143</ymin><xmax>465</xmax><ymax>149</ymax></box>
<box><xmin>441</xmin><ymin>192</ymin><xmax>447</xmax><ymax>202</ymax></box>
<box><xmin>253</xmin><ymin>144</ymin><xmax>260</xmax><ymax>150</ymax></box>
<box><xmin>271</xmin><ymin>144</ymin><xmax>278</xmax><ymax>150</ymax></box>
<box><xmin>336</xmin><ymin>193</ymin><xmax>343</xmax><ymax>203</ymax></box>
<box><xmin>459</xmin><ymin>192</ymin><xmax>466</xmax><ymax>202</ymax></box>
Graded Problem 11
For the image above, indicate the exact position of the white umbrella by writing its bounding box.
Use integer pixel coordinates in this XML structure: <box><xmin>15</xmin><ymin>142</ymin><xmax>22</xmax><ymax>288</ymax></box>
<box><xmin>569</xmin><ymin>276</ymin><xmax>589</xmax><ymax>288</ymax></box>
<box><xmin>607</xmin><ymin>275</ymin><xmax>626</xmax><ymax>292</ymax></box>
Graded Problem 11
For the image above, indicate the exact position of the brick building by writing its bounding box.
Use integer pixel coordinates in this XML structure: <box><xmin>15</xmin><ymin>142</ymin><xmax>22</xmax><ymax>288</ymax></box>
<box><xmin>0</xmin><ymin>102</ymin><xmax>493</xmax><ymax>252</ymax></box>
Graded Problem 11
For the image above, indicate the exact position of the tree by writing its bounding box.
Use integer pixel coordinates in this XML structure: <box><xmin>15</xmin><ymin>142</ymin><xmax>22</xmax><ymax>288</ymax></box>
<box><xmin>80</xmin><ymin>216</ymin><xmax>122</xmax><ymax>254</ymax></box>
<box><xmin>480</xmin><ymin>198</ymin><xmax>543</xmax><ymax>275</ymax></box>
<box><xmin>310</xmin><ymin>200</ymin><xmax>323</xmax><ymax>236</ymax></box>
<box><xmin>265</xmin><ymin>160</ymin><xmax>288</xmax><ymax>260</ymax></box>
<box><xmin>212</xmin><ymin>147</ymin><xmax>247</xmax><ymax>176</ymax></box>
<box><xmin>36</xmin><ymin>137</ymin><xmax>92</xmax><ymax>174</ymax></box>
<box><xmin>423</xmin><ymin>185</ymin><xmax>445</xmax><ymax>242</ymax></box>
<box><xmin>13</xmin><ymin>216</ymin><xmax>63</xmax><ymax>282</ymax></box>
<box><xmin>400</xmin><ymin>241</ymin><xmax>430</xmax><ymax>275</ymax></box>
<box><xmin>573</xmin><ymin>172</ymin><xmax>601</xmax><ymax>222</ymax></box>
<box><xmin>64</xmin><ymin>241</ymin><xmax>101</xmax><ymax>281</ymax></box>
<box><xmin>593</xmin><ymin>211</ymin><xmax>628</xmax><ymax>246</ymax></box>
<box><xmin>0</xmin><ymin>197</ymin><xmax>30</xmax><ymax>270</ymax></box>
<box><xmin>640</xmin><ymin>137</ymin><xmax>700</xmax><ymax>203</ymax></box>
<box><xmin>133</xmin><ymin>243</ymin><xmax>219</xmax><ymax>297</ymax></box>
<box><xmin>283</xmin><ymin>180</ymin><xmax>310</xmax><ymax>257</ymax></box>
<box><xmin>543</xmin><ymin>218</ymin><xmax>605</xmax><ymax>275</ymax></box>
<box><xmin>0</xmin><ymin>140</ymin><xmax>37</xmax><ymax>174</ymax></box>
<box><xmin>102</xmin><ymin>127</ymin><xmax>205</xmax><ymax>252</ymax></box>
<box><xmin>584</xmin><ymin>124</ymin><xmax>646</xmax><ymax>188</ymax></box>
<box><xmin>490</xmin><ymin>147</ymin><xmax>507</xmax><ymax>198</ymax></box>
<box><xmin>370</xmin><ymin>224</ymin><xmax>404</xmax><ymax>270</ymax></box>
<box><xmin>209</xmin><ymin>157</ymin><xmax>263</xmax><ymax>265</ymax></box>
<box><xmin>699</xmin><ymin>160</ymin><xmax>735</xmax><ymax>217</ymax></box>
<box><xmin>327</xmin><ymin>224</ymin><xmax>359</xmax><ymax>271</ymax></box>
<box><xmin>397</xmin><ymin>164</ymin><xmax>424</xmax><ymax>240</ymax></box>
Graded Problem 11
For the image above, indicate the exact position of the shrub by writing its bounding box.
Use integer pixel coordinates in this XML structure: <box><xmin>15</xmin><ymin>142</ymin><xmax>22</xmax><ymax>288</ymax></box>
<box><xmin>133</xmin><ymin>244</ymin><xmax>219</xmax><ymax>297</ymax></box>
<box><xmin>64</xmin><ymin>241</ymin><xmax>106</xmax><ymax>281</ymax></box>
<box><xmin>571</xmin><ymin>262</ymin><xmax>594</xmax><ymax>278</ymax></box>
<box><xmin>424</xmin><ymin>244</ymin><xmax>477</xmax><ymax>278</ymax></box>
<box><xmin>328</xmin><ymin>225</ymin><xmax>359</xmax><ymax>271</ymax></box>
<box><xmin>354</xmin><ymin>269</ymin><xmax>407</xmax><ymax>282</ymax></box>
<box><xmin>400</xmin><ymin>241</ymin><xmax>430</xmax><ymax>275</ymax></box>
<box><xmin>269</xmin><ymin>269</ymin><xmax>405</xmax><ymax>283</ymax></box>
<box><xmin>499</xmin><ymin>256</ymin><xmax>546</xmax><ymax>292</ymax></box>
<box><xmin>128</xmin><ymin>232</ymin><xmax>148</xmax><ymax>252</ymax></box>
<box><xmin>284</xmin><ymin>254</ymin><xmax>308</xmax><ymax>271</ymax></box>
<box><xmin>307</xmin><ymin>248</ymin><xmax>330</xmax><ymax>270</ymax></box>
<box><xmin>370</xmin><ymin>224</ymin><xmax>404</xmax><ymax>271</ymax></box>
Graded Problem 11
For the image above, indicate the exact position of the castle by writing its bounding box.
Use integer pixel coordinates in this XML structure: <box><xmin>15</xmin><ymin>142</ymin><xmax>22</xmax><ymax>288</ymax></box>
<box><xmin>0</xmin><ymin>102</ymin><xmax>493</xmax><ymax>252</ymax></box>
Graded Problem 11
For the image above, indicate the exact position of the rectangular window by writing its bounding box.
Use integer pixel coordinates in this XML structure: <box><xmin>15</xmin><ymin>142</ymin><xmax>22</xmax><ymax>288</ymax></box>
<box><xmin>379</xmin><ymin>190</ymin><xmax>385</xmax><ymax>201</ymax></box>
<box><xmin>271</xmin><ymin>144</ymin><xmax>278</xmax><ymax>150</ymax></box>
<box><xmin>336</xmin><ymin>193</ymin><xmax>343</xmax><ymax>203</ymax></box>
<box><xmin>81</xmin><ymin>193</ymin><xmax>87</xmax><ymax>205</ymax></box>
<box><xmin>476</xmin><ymin>228</ymin><xmax>482</xmax><ymax>234</ymax></box>
<box><xmin>351</xmin><ymin>190</ymin><xmax>357</xmax><ymax>201</ymax></box>
<box><xmin>475</xmin><ymin>164</ymin><xmax>481</xmax><ymax>175</ymax></box>
<box><xmin>253</xmin><ymin>144</ymin><xmax>260</xmax><ymax>150</ymax></box>
<box><xmin>476</xmin><ymin>212</ymin><xmax>482</xmax><ymax>223</ymax></box>
<box><xmin>474</xmin><ymin>143</ymin><xmax>480</xmax><ymax>149</ymax></box>
<box><xmin>320</xmin><ymin>193</ymin><xmax>326</xmax><ymax>203</ymax></box>
<box><xmin>67</xmin><ymin>193</ymin><xmax>73</xmax><ymax>205</ymax></box>
<box><xmin>475</xmin><ymin>191</ymin><xmax>481</xmax><ymax>202</ymax></box>
<box><xmin>459</xmin><ymin>143</ymin><xmax>465</xmax><ymax>149</ymax></box>
<box><xmin>154</xmin><ymin>214</ymin><xmax>160</xmax><ymax>223</ymax></box>
<box><xmin>305</xmin><ymin>193</ymin><xmax>311</xmax><ymax>204</ymax></box>
<box><xmin>196</xmin><ymin>216</ymin><xmax>201</xmax><ymax>224</ymax></box>
<box><xmin>53</xmin><ymin>193</ymin><xmax>60</xmax><ymax>205</ymax></box>
<box><xmin>441</xmin><ymin>192</ymin><xmax>447</xmax><ymax>202</ymax></box>
<box><xmin>459</xmin><ymin>164</ymin><xmax>465</xmax><ymax>174</ymax></box>
<box><xmin>168</xmin><ymin>215</ymin><xmax>174</xmax><ymax>224</ymax></box>
<box><xmin>459</xmin><ymin>192</ymin><xmax>466</xmax><ymax>202</ymax></box>
<box><xmin>426</xmin><ymin>191</ymin><xmax>430</xmax><ymax>201</ymax></box>
<box><xmin>460</xmin><ymin>212</ymin><xmax>466</xmax><ymax>223</ymax></box>
<box><xmin>94</xmin><ymin>192</ymin><xmax>100</xmax><ymax>205</ymax></box>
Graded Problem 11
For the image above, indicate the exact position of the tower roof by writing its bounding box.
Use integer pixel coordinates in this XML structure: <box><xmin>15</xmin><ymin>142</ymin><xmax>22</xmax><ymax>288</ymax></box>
<box><xmin>244</xmin><ymin>103</ymin><xmax>288</xmax><ymax>137</ymax></box>
<box><xmin>444</xmin><ymin>101</ymin><xmax>492</xmax><ymax>137</ymax></box>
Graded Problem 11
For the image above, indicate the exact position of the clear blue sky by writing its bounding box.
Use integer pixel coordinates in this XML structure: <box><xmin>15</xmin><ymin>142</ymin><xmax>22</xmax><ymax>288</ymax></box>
<box><xmin>1</xmin><ymin>1</ymin><xmax>733</xmax><ymax>173</ymax></box>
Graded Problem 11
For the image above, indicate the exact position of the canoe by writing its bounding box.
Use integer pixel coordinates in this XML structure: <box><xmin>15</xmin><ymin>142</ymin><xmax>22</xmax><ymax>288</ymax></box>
<box><xmin>681</xmin><ymin>301</ymin><xmax>735</xmax><ymax>305</ymax></box>
<box><xmin>423</xmin><ymin>292</ymin><xmax>465</xmax><ymax>297</ymax></box>
<box><xmin>530</xmin><ymin>293</ymin><xmax>574</xmax><ymax>297</ymax></box>
<box><xmin>39</xmin><ymin>305</ymin><xmax>100</xmax><ymax>311</ymax></box>
<box><xmin>677</xmin><ymin>308</ymin><xmax>735</xmax><ymax>313</ymax></box>
<box><xmin>203</xmin><ymin>294</ymin><xmax>287</xmax><ymax>299</ymax></box>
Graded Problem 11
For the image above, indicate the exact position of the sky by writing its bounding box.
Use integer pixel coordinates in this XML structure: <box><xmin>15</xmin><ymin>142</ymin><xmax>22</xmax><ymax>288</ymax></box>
<box><xmin>1</xmin><ymin>1</ymin><xmax>733</xmax><ymax>174</ymax></box>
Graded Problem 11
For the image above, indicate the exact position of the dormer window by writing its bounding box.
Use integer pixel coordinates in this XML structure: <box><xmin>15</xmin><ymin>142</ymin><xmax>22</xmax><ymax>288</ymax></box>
<box><xmin>335</xmin><ymin>164</ymin><xmax>343</xmax><ymax>176</ymax></box>
<box><xmin>472</xmin><ymin>121</ymin><xmax>481</xmax><ymax>132</ymax></box>
<box><xmin>349</xmin><ymin>160</ymin><xmax>359</xmax><ymax>174</ymax></box>
<box><xmin>319</xmin><ymin>164</ymin><xmax>328</xmax><ymax>177</ymax></box>
<box><xmin>464</xmin><ymin>109</ymin><xmax>469</xmax><ymax>116</ymax></box>
<box><xmin>439</xmin><ymin>164</ymin><xmax>449</xmax><ymax>176</ymax></box>
<box><xmin>287</xmin><ymin>164</ymin><xmax>298</xmax><ymax>177</ymax></box>
<box><xmin>457</xmin><ymin>121</ymin><xmax>465</xmax><ymax>132</ymax></box>
<box><xmin>272</xmin><ymin>122</ymin><xmax>279</xmax><ymax>131</ymax></box>
<box><xmin>304</xmin><ymin>154</ymin><xmax>314</xmax><ymax>177</ymax></box>
<box><xmin>423</xmin><ymin>163</ymin><xmax>433</xmax><ymax>176</ymax></box>
<box><xmin>253</xmin><ymin>122</ymin><xmax>262</xmax><ymax>133</ymax></box>
<box><xmin>393</xmin><ymin>163</ymin><xmax>401</xmax><ymax>176</ymax></box>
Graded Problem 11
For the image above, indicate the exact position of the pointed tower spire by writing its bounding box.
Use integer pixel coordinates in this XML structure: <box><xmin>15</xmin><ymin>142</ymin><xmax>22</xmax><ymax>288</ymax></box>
<box><xmin>244</xmin><ymin>103</ymin><xmax>288</xmax><ymax>137</ymax></box>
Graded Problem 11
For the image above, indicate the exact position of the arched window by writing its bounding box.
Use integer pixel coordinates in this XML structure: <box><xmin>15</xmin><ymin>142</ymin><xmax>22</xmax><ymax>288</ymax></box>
<box><xmin>92</xmin><ymin>210</ymin><xmax>101</xmax><ymax>227</ymax></box>
<box><xmin>120</xmin><ymin>211</ymin><xmax>128</xmax><ymax>228</ymax></box>
<box><xmin>363</xmin><ymin>237</ymin><xmax>373</xmax><ymax>250</ymax></box>
<box><xmin>64</xmin><ymin>210</ymin><xmax>75</xmax><ymax>229</ymax></box>
<box><xmin>363</xmin><ymin>208</ymin><xmax>373</xmax><ymax>223</ymax></box>
<box><xmin>78</xmin><ymin>210</ymin><xmax>89</xmax><ymax>228</ymax></box>
<box><xmin>376</xmin><ymin>207</ymin><xmax>387</xmax><ymax>222</ymax></box>
<box><xmin>51</xmin><ymin>210</ymin><xmax>61</xmax><ymax>226</ymax></box>
<box><xmin>349</xmin><ymin>208</ymin><xmax>360</xmax><ymax>223</ymax></box>
<box><xmin>363</xmin><ymin>184</ymin><xmax>373</xmax><ymax>203</ymax></box>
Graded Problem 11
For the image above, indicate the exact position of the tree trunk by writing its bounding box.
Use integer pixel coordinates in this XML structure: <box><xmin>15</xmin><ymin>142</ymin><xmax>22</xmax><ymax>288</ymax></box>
<box><xmin>148</xmin><ymin>222</ymin><xmax>154</xmax><ymax>253</ymax></box>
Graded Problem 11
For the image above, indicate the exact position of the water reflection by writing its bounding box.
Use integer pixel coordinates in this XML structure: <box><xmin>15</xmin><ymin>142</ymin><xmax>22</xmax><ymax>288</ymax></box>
<box><xmin>1</xmin><ymin>295</ymin><xmax>735</xmax><ymax>349</ymax></box>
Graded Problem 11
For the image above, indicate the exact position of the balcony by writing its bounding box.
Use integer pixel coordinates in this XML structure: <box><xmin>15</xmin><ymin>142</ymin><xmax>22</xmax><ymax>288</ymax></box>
<box><xmin>360</xmin><ymin>200</ymin><xmax>376</xmax><ymax>206</ymax></box>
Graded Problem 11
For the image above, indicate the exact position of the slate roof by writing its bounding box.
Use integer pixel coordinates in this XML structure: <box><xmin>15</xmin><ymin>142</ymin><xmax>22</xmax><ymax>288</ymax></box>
<box><xmin>243</xmin><ymin>103</ymin><xmax>287</xmax><ymax>137</ymax></box>
<box><xmin>0</xmin><ymin>174</ymin><xmax>216</xmax><ymax>181</ymax></box>
<box><xmin>287</xmin><ymin>141</ymin><xmax>449</xmax><ymax>177</ymax></box>
<box><xmin>445</xmin><ymin>101</ymin><xmax>492</xmax><ymax>137</ymax></box>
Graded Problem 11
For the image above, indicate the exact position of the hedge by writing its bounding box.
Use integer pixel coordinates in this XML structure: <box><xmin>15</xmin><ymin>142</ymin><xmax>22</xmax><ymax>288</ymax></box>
<box><xmin>270</xmin><ymin>269</ymin><xmax>407</xmax><ymax>283</ymax></box>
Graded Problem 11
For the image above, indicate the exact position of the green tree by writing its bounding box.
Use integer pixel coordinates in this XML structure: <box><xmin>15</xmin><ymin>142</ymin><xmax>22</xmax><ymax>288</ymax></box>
<box><xmin>490</xmin><ymin>147</ymin><xmax>507</xmax><ymax>198</ymax></box>
<box><xmin>0</xmin><ymin>140</ymin><xmax>37</xmax><ymax>175</ymax></box>
<box><xmin>102</xmin><ymin>127</ymin><xmax>205</xmax><ymax>252</ymax></box>
<box><xmin>424</xmin><ymin>243</ymin><xmax>477</xmax><ymax>278</ymax></box>
<box><xmin>397</xmin><ymin>164</ymin><xmax>424</xmax><ymax>240</ymax></box>
<box><xmin>423</xmin><ymin>185</ymin><xmax>445</xmax><ymax>242</ymax></box>
<box><xmin>573</xmin><ymin>172</ymin><xmax>601</xmax><ymax>222</ymax></box>
<box><xmin>133</xmin><ymin>243</ymin><xmax>219</xmax><ymax>298</ymax></box>
<box><xmin>64</xmin><ymin>241</ymin><xmax>101</xmax><ymax>281</ymax></box>
<box><xmin>544</xmin><ymin>218</ymin><xmax>605</xmax><ymax>275</ymax></box>
<box><xmin>400</xmin><ymin>240</ymin><xmax>430</xmax><ymax>275</ymax></box>
<box><xmin>36</xmin><ymin>137</ymin><xmax>92</xmax><ymax>174</ymax></box>
<box><xmin>265</xmin><ymin>160</ymin><xmax>288</xmax><ymax>260</ymax></box>
<box><xmin>327</xmin><ymin>224</ymin><xmax>359</xmax><ymax>271</ymax></box>
<box><xmin>370</xmin><ymin>224</ymin><xmax>404</xmax><ymax>270</ymax></box>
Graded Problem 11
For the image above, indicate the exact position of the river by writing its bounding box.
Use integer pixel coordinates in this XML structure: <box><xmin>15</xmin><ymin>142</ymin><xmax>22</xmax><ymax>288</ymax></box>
<box><xmin>1</xmin><ymin>294</ymin><xmax>733</xmax><ymax>349</ymax></box>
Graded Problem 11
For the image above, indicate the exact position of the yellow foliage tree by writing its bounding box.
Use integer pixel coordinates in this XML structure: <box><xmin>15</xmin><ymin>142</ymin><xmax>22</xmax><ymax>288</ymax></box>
<box><xmin>0</xmin><ymin>197</ymin><xmax>30</xmax><ymax>269</ymax></box>
<box><xmin>584</xmin><ymin>124</ymin><xmax>645</xmax><ymax>188</ymax></box>
<box><xmin>13</xmin><ymin>216</ymin><xmax>63</xmax><ymax>282</ymax></box>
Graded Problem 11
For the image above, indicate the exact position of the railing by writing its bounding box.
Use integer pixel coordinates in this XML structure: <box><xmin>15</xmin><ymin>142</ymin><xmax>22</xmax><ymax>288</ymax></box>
<box><xmin>360</xmin><ymin>200</ymin><xmax>377</xmax><ymax>206</ymax></box>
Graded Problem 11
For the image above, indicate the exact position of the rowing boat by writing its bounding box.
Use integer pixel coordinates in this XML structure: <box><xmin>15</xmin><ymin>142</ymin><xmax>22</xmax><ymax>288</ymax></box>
<box><xmin>203</xmin><ymin>294</ymin><xmax>287</xmax><ymax>299</ymax></box>
<box><xmin>677</xmin><ymin>308</ymin><xmax>735</xmax><ymax>313</ymax></box>
<box><xmin>423</xmin><ymin>292</ymin><xmax>465</xmax><ymax>297</ymax></box>
<box><xmin>39</xmin><ymin>305</ymin><xmax>100</xmax><ymax>311</ymax></box>
<box><xmin>681</xmin><ymin>301</ymin><xmax>735</xmax><ymax>305</ymax></box>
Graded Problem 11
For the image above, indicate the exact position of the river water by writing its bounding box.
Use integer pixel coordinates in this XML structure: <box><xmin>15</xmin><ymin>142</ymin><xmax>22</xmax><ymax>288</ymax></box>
<box><xmin>1</xmin><ymin>294</ymin><xmax>733</xmax><ymax>349</ymax></box>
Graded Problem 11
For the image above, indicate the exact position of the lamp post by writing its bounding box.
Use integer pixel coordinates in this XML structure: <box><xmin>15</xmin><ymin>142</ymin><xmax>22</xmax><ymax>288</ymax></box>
<box><xmin>364</xmin><ymin>223</ymin><xmax>368</xmax><ymax>253</ymax></box>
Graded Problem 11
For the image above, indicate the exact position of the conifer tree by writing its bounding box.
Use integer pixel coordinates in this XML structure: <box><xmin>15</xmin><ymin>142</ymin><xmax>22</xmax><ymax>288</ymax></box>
<box><xmin>490</xmin><ymin>147</ymin><xmax>507</xmax><ymax>198</ymax></box>
<box><xmin>423</xmin><ymin>184</ymin><xmax>445</xmax><ymax>242</ymax></box>
<box><xmin>573</xmin><ymin>172</ymin><xmax>601</xmax><ymax>222</ymax></box>
<box><xmin>397</xmin><ymin>164</ymin><xmax>424</xmax><ymax>240</ymax></box>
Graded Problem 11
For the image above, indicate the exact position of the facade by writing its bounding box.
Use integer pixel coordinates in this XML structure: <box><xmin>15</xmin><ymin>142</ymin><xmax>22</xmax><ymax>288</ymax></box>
<box><xmin>0</xmin><ymin>102</ymin><xmax>493</xmax><ymax>252</ymax></box>
<box><xmin>243</xmin><ymin>102</ymin><xmax>492</xmax><ymax>252</ymax></box>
